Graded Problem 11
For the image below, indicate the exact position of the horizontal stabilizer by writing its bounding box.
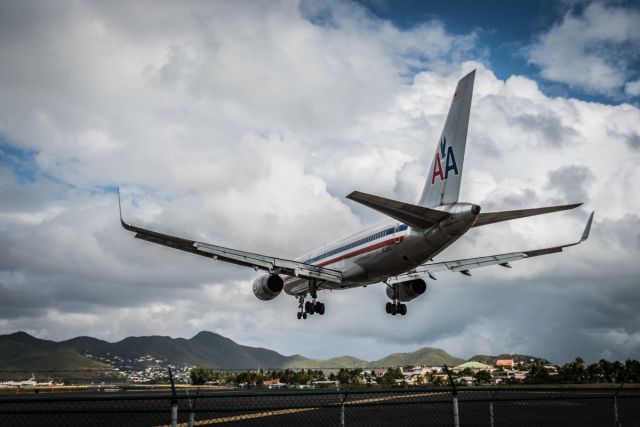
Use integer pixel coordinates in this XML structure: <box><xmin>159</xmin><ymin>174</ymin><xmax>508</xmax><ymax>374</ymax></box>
<box><xmin>473</xmin><ymin>203</ymin><xmax>582</xmax><ymax>228</ymax></box>
<box><xmin>347</xmin><ymin>191</ymin><xmax>449</xmax><ymax>229</ymax></box>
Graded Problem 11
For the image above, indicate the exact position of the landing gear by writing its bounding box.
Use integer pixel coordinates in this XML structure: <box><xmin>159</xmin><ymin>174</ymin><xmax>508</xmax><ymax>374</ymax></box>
<box><xmin>385</xmin><ymin>283</ymin><xmax>407</xmax><ymax>316</ymax></box>
<box><xmin>385</xmin><ymin>301</ymin><xmax>407</xmax><ymax>315</ymax></box>
<box><xmin>296</xmin><ymin>297</ymin><xmax>326</xmax><ymax>319</ymax></box>
<box><xmin>296</xmin><ymin>280</ymin><xmax>326</xmax><ymax>320</ymax></box>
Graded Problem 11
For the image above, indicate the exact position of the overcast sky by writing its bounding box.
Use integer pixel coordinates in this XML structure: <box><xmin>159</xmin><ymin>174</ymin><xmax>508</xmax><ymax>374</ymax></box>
<box><xmin>1</xmin><ymin>0</ymin><xmax>639</xmax><ymax>365</ymax></box>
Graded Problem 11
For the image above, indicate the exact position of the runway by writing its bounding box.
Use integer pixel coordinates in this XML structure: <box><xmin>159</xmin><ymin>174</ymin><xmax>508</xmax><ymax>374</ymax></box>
<box><xmin>1</xmin><ymin>387</ymin><xmax>639</xmax><ymax>426</ymax></box>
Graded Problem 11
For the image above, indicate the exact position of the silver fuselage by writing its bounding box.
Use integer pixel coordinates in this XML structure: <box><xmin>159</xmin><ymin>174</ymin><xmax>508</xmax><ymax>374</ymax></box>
<box><xmin>284</xmin><ymin>202</ymin><xmax>480</xmax><ymax>295</ymax></box>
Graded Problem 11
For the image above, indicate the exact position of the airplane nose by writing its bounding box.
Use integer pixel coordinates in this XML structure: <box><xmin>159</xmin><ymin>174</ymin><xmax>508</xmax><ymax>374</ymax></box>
<box><xmin>471</xmin><ymin>204</ymin><xmax>481</xmax><ymax>215</ymax></box>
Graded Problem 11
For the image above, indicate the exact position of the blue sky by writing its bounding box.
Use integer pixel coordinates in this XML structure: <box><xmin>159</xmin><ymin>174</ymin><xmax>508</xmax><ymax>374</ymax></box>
<box><xmin>0</xmin><ymin>0</ymin><xmax>639</xmax><ymax>364</ymax></box>
<box><xmin>355</xmin><ymin>0</ymin><xmax>640</xmax><ymax>103</ymax></box>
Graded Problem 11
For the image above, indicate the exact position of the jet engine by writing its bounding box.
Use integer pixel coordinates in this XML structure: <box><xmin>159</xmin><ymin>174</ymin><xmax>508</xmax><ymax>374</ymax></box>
<box><xmin>252</xmin><ymin>274</ymin><xmax>284</xmax><ymax>301</ymax></box>
<box><xmin>386</xmin><ymin>278</ymin><xmax>427</xmax><ymax>302</ymax></box>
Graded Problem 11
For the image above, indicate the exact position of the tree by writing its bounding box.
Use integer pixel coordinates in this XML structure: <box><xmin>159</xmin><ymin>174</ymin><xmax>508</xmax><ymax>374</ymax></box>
<box><xmin>335</xmin><ymin>368</ymin><xmax>362</xmax><ymax>386</ymax></box>
<box><xmin>625</xmin><ymin>359</ymin><xmax>640</xmax><ymax>383</ymax></box>
<box><xmin>474</xmin><ymin>370</ymin><xmax>492</xmax><ymax>385</ymax></box>
<box><xmin>459</xmin><ymin>368</ymin><xmax>474</xmax><ymax>377</ymax></box>
<box><xmin>599</xmin><ymin>359</ymin><xmax>614</xmax><ymax>383</ymax></box>
<box><xmin>190</xmin><ymin>366</ymin><xmax>214</xmax><ymax>385</ymax></box>
<box><xmin>586</xmin><ymin>363</ymin><xmax>601</xmax><ymax>383</ymax></box>
<box><xmin>525</xmin><ymin>364</ymin><xmax>551</xmax><ymax>384</ymax></box>
<box><xmin>382</xmin><ymin>368</ymin><xmax>403</xmax><ymax>386</ymax></box>
<box><xmin>559</xmin><ymin>357</ymin><xmax>587</xmax><ymax>384</ymax></box>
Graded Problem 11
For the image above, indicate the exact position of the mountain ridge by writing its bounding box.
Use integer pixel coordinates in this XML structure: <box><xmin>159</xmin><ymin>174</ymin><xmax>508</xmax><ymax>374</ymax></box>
<box><xmin>0</xmin><ymin>331</ymin><xmax>548</xmax><ymax>377</ymax></box>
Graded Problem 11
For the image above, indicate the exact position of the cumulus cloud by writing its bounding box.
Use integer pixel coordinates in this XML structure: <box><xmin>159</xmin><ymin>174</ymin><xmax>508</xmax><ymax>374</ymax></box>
<box><xmin>0</xmin><ymin>0</ymin><xmax>639</xmax><ymax>364</ymax></box>
<box><xmin>526</xmin><ymin>2</ymin><xmax>640</xmax><ymax>97</ymax></box>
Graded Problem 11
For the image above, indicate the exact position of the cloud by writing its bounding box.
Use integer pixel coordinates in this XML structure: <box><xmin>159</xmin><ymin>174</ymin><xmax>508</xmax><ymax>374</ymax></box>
<box><xmin>526</xmin><ymin>2</ymin><xmax>640</xmax><ymax>97</ymax></box>
<box><xmin>626</xmin><ymin>79</ymin><xmax>640</xmax><ymax>97</ymax></box>
<box><xmin>0</xmin><ymin>0</ymin><xmax>639</xmax><ymax>364</ymax></box>
<box><xmin>547</xmin><ymin>165</ymin><xmax>594</xmax><ymax>203</ymax></box>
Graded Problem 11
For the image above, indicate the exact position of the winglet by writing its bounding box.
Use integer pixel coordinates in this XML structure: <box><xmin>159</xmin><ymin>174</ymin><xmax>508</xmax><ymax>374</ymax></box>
<box><xmin>117</xmin><ymin>187</ymin><xmax>130</xmax><ymax>229</ymax></box>
<box><xmin>580</xmin><ymin>211</ymin><xmax>594</xmax><ymax>243</ymax></box>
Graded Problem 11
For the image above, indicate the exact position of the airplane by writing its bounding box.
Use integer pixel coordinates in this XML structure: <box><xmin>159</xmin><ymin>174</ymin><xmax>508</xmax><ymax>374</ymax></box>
<box><xmin>119</xmin><ymin>69</ymin><xmax>593</xmax><ymax>320</ymax></box>
<box><xmin>0</xmin><ymin>375</ymin><xmax>36</xmax><ymax>388</ymax></box>
<box><xmin>0</xmin><ymin>374</ymin><xmax>62</xmax><ymax>388</ymax></box>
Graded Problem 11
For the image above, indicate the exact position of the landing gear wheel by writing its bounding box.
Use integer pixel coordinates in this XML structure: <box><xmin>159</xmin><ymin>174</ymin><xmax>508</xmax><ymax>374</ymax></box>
<box><xmin>308</xmin><ymin>303</ymin><xmax>316</xmax><ymax>315</ymax></box>
<box><xmin>386</xmin><ymin>302</ymin><xmax>392</xmax><ymax>314</ymax></box>
<box><xmin>297</xmin><ymin>312</ymin><xmax>302</xmax><ymax>320</ymax></box>
<box><xmin>303</xmin><ymin>312</ymin><xmax>307</xmax><ymax>319</ymax></box>
<box><xmin>305</xmin><ymin>301</ymin><xmax>311</xmax><ymax>313</ymax></box>
<box><xmin>317</xmin><ymin>302</ymin><xmax>325</xmax><ymax>315</ymax></box>
<box><xmin>391</xmin><ymin>304</ymin><xmax>397</xmax><ymax>315</ymax></box>
<box><xmin>399</xmin><ymin>304</ymin><xmax>407</xmax><ymax>316</ymax></box>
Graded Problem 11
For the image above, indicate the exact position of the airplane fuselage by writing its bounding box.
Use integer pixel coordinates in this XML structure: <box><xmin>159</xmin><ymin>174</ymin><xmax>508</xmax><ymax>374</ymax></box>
<box><xmin>284</xmin><ymin>202</ymin><xmax>480</xmax><ymax>295</ymax></box>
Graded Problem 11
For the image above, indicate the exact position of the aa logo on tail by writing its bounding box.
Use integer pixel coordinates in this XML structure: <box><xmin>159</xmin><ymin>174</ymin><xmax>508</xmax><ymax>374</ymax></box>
<box><xmin>431</xmin><ymin>135</ymin><xmax>459</xmax><ymax>184</ymax></box>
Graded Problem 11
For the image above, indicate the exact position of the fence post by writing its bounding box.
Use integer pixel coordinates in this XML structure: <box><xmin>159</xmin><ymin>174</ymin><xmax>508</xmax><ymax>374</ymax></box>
<box><xmin>168</xmin><ymin>367</ymin><xmax>178</xmax><ymax>427</ymax></box>
<box><xmin>489</xmin><ymin>391</ymin><xmax>495</xmax><ymax>427</ymax></box>
<box><xmin>340</xmin><ymin>391</ymin><xmax>347</xmax><ymax>427</ymax></box>
<box><xmin>186</xmin><ymin>387</ymin><xmax>199</xmax><ymax>427</ymax></box>
<box><xmin>444</xmin><ymin>365</ymin><xmax>459</xmax><ymax>427</ymax></box>
<box><xmin>614</xmin><ymin>382</ymin><xmax>624</xmax><ymax>427</ymax></box>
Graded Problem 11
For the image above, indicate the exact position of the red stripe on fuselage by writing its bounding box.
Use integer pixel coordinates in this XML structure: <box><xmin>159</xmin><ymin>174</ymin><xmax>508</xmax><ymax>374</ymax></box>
<box><xmin>315</xmin><ymin>236</ymin><xmax>404</xmax><ymax>268</ymax></box>
<box><xmin>282</xmin><ymin>236</ymin><xmax>405</xmax><ymax>284</ymax></box>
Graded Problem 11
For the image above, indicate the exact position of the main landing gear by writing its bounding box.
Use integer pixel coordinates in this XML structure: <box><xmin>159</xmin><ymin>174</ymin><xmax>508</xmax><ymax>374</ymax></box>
<box><xmin>296</xmin><ymin>295</ymin><xmax>326</xmax><ymax>319</ymax></box>
<box><xmin>296</xmin><ymin>281</ymin><xmax>326</xmax><ymax>320</ymax></box>
<box><xmin>385</xmin><ymin>282</ymin><xmax>407</xmax><ymax>316</ymax></box>
<box><xmin>386</xmin><ymin>301</ymin><xmax>407</xmax><ymax>316</ymax></box>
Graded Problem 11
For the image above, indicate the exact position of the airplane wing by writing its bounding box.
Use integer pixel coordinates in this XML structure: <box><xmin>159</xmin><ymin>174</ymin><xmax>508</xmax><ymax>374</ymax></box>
<box><xmin>472</xmin><ymin>203</ymin><xmax>582</xmax><ymax>227</ymax></box>
<box><xmin>117</xmin><ymin>191</ymin><xmax>342</xmax><ymax>283</ymax></box>
<box><xmin>387</xmin><ymin>211</ymin><xmax>593</xmax><ymax>284</ymax></box>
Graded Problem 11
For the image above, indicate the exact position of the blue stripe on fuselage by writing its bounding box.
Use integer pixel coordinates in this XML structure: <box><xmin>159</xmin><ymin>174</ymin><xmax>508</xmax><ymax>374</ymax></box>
<box><xmin>304</xmin><ymin>224</ymin><xmax>408</xmax><ymax>265</ymax></box>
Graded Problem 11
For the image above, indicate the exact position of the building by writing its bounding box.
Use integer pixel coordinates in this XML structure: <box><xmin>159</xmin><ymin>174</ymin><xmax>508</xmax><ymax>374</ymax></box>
<box><xmin>453</xmin><ymin>361</ymin><xmax>492</xmax><ymax>373</ymax></box>
<box><xmin>496</xmin><ymin>359</ymin><xmax>514</xmax><ymax>368</ymax></box>
<box><xmin>456</xmin><ymin>376</ymin><xmax>477</xmax><ymax>386</ymax></box>
<box><xmin>492</xmin><ymin>369</ymin><xmax>528</xmax><ymax>383</ymax></box>
<box><xmin>263</xmin><ymin>379</ymin><xmax>284</xmax><ymax>389</ymax></box>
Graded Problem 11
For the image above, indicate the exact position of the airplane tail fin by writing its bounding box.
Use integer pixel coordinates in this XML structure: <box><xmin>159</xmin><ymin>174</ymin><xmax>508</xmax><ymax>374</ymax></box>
<box><xmin>418</xmin><ymin>70</ymin><xmax>475</xmax><ymax>207</ymax></box>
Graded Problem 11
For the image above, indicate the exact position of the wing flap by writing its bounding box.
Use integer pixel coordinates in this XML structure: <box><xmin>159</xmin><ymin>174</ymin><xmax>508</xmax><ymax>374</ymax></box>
<box><xmin>193</xmin><ymin>242</ymin><xmax>342</xmax><ymax>282</ymax></box>
<box><xmin>473</xmin><ymin>203</ymin><xmax>582</xmax><ymax>227</ymax></box>
<box><xmin>347</xmin><ymin>190</ymin><xmax>449</xmax><ymax>229</ymax></box>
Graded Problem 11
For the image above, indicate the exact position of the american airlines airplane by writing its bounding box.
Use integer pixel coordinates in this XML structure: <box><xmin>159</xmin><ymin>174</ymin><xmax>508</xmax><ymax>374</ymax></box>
<box><xmin>119</xmin><ymin>70</ymin><xmax>593</xmax><ymax>320</ymax></box>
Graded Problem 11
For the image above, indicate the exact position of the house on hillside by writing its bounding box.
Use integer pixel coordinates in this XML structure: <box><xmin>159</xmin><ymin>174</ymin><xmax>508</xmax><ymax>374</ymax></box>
<box><xmin>496</xmin><ymin>359</ymin><xmax>514</xmax><ymax>368</ymax></box>
<box><xmin>453</xmin><ymin>361</ymin><xmax>492</xmax><ymax>373</ymax></box>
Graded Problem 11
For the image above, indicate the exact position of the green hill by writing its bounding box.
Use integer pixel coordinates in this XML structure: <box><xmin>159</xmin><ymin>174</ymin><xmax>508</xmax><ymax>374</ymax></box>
<box><xmin>62</xmin><ymin>331</ymin><xmax>293</xmax><ymax>369</ymax></box>
<box><xmin>0</xmin><ymin>332</ymin><xmax>115</xmax><ymax>381</ymax></box>
<box><xmin>282</xmin><ymin>355</ymin><xmax>366</xmax><ymax>369</ymax></box>
<box><xmin>366</xmin><ymin>347</ymin><xmax>464</xmax><ymax>368</ymax></box>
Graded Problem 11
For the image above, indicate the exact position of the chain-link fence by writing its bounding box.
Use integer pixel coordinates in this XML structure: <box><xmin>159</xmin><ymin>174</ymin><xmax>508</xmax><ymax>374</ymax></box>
<box><xmin>0</xmin><ymin>386</ymin><xmax>638</xmax><ymax>426</ymax></box>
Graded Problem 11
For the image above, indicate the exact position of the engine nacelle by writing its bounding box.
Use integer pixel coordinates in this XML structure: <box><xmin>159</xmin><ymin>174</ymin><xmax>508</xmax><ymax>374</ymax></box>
<box><xmin>386</xmin><ymin>278</ymin><xmax>428</xmax><ymax>302</ymax></box>
<box><xmin>252</xmin><ymin>274</ymin><xmax>284</xmax><ymax>301</ymax></box>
